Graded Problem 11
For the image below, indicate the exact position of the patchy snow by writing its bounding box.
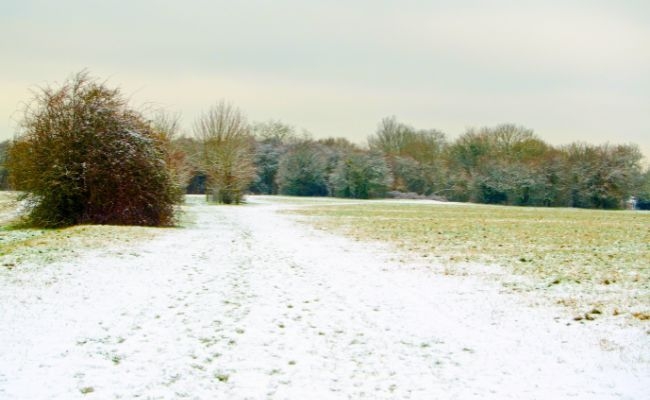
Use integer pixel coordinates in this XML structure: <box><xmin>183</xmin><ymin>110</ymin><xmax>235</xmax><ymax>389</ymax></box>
<box><xmin>0</xmin><ymin>193</ymin><xmax>25</xmax><ymax>225</ymax></box>
<box><xmin>0</xmin><ymin>195</ymin><xmax>648</xmax><ymax>399</ymax></box>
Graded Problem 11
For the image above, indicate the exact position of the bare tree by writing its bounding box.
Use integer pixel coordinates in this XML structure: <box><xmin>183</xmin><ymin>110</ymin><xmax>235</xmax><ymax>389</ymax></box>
<box><xmin>151</xmin><ymin>111</ymin><xmax>193</xmax><ymax>193</ymax></box>
<box><xmin>369</xmin><ymin>116</ymin><xmax>448</xmax><ymax>194</ymax></box>
<box><xmin>252</xmin><ymin>119</ymin><xmax>296</xmax><ymax>144</ymax></box>
<box><xmin>194</xmin><ymin>101</ymin><xmax>256</xmax><ymax>204</ymax></box>
<box><xmin>0</xmin><ymin>140</ymin><xmax>9</xmax><ymax>190</ymax></box>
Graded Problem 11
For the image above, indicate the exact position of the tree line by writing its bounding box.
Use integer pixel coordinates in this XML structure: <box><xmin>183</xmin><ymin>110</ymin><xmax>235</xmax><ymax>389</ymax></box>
<box><xmin>172</xmin><ymin>114</ymin><xmax>650</xmax><ymax>210</ymax></box>
<box><xmin>1</xmin><ymin>72</ymin><xmax>648</xmax><ymax>228</ymax></box>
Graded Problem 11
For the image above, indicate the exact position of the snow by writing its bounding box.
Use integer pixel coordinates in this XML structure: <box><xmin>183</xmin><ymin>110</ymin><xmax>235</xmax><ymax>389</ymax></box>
<box><xmin>0</xmin><ymin>195</ymin><xmax>648</xmax><ymax>399</ymax></box>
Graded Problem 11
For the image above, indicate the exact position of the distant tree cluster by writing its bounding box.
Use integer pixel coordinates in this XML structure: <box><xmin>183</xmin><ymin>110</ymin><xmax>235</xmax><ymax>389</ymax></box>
<box><xmin>2</xmin><ymin>72</ymin><xmax>649</xmax><ymax>225</ymax></box>
<box><xmin>442</xmin><ymin>124</ymin><xmax>645</xmax><ymax>208</ymax></box>
<box><xmin>245</xmin><ymin>116</ymin><xmax>648</xmax><ymax>209</ymax></box>
<box><xmin>245</xmin><ymin>130</ymin><xmax>392</xmax><ymax>199</ymax></box>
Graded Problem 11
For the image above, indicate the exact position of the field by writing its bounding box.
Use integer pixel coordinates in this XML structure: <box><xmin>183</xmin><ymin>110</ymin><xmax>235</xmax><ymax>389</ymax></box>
<box><xmin>3</xmin><ymin>192</ymin><xmax>649</xmax><ymax>320</ymax></box>
<box><xmin>0</xmin><ymin>192</ymin><xmax>161</xmax><ymax>267</ymax></box>
<box><xmin>285</xmin><ymin>198</ymin><xmax>650</xmax><ymax>320</ymax></box>
<box><xmin>1</xmin><ymin>194</ymin><xmax>648</xmax><ymax>398</ymax></box>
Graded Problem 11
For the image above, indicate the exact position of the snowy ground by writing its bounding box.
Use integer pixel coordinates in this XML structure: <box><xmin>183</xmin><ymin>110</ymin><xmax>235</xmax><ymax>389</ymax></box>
<box><xmin>0</xmin><ymin>196</ymin><xmax>648</xmax><ymax>399</ymax></box>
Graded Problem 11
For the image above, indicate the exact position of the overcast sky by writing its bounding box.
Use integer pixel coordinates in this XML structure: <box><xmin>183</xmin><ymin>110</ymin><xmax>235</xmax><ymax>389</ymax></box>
<box><xmin>1</xmin><ymin>0</ymin><xmax>649</xmax><ymax>160</ymax></box>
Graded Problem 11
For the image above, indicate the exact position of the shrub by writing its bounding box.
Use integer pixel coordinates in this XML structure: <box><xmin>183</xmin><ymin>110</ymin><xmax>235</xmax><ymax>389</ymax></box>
<box><xmin>6</xmin><ymin>71</ymin><xmax>181</xmax><ymax>227</ymax></box>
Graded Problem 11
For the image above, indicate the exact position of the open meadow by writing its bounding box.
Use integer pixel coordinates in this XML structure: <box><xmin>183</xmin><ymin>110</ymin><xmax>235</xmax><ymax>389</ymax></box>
<box><xmin>3</xmin><ymin>192</ymin><xmax>649</xmax><ymax>322</ymax></box>
<box><xmin>0</xmin><ymin>192</ymin><xmax>161</xmax><ymax>268</ymax></box>
<box><xmin>0</xmin><ymin>194</ymin><xmax>648</xmax><ymax>399</ymax></box>
<box><xmin>285</xmin><ymin>198</ymin><xmax>650</xmax><ymax>323</ymax></box>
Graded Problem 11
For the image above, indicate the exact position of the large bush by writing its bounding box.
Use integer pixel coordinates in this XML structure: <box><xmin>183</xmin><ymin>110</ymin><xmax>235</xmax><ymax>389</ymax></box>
<box><xmin>6</xmin><ymin>72</ymin><xmax>181</xmax><ymax>227</ymax></box>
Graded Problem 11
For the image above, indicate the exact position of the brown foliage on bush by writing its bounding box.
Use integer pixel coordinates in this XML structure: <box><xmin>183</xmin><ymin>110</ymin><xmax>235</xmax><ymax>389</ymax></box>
<box><xmin>6</xmin><ymin>71</ymin><xmax>181</xmax><ymax>227</ymax></box>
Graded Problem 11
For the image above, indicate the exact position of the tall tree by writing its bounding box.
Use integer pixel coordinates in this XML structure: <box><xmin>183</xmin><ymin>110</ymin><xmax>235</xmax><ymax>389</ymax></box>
<box><xmin>635</xmin><ymin>168</ymin><xmax>650</xmax><ymax>209</ymax></box>
<box><xmin>172</xmin><ymin>136</ymin><xmax>205</xmax><ymax>194</ymax></box>
<box><xmin>151</xmin><ymin>111</ymin><xmax>193</xmax><ymax>193</ymax></box>
<box><xmin>250</xmin><ymin>120</ymin><xmax>297</xmax><ymax>194</ymax></box>
<box><xmin>276</xmin><ymin>140</ymin><xmax>329</xmax><ymax>196</ymax></box>
<box><xmin>446</xmin><ymin>124</ymin><xmax>556</xmax><ymax>205</ymax></box>
<box><xmin>194</xmin><ymin>101</ymin><xmax>256</xmax><ymax>204</ymax></box>
<box><xmin>559</xmin><ymin>143</ymin><xmax>643</xmax><ymax>209</ymax></box>
<box><xmin>369</xmin><ymin>116</ymin><xmax>447</xmax><ymax>195</ymax></box>
<box><xmin>0</xmin><ymin>140</ymin><xmax>9</xmax><ymax>190</ymax></box>
<box><xmin>369</xmin><ymin>116</ymin><xmax>446</xmax><ymax>164</ymax></box>
<box><xmin>330</xmin><ymin>151</ymin><xmax>392</xmax><ymax>199</ymax></box>
<box><xmin>252</xmin><ymin>120</ymin><xmax>296</xmax><ymax>144</ymax></box>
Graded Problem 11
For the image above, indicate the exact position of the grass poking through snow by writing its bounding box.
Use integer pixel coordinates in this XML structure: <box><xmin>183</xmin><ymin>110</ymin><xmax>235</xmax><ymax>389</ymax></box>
<box><xmin>286</xmin><ymin>199</ymin><xmax>649</xmax><ymax>319</ymax></box>
<box><xmin>0</xmin><ymin>191</ymin><xmax>162</xmax><ymax>267</ymax></box>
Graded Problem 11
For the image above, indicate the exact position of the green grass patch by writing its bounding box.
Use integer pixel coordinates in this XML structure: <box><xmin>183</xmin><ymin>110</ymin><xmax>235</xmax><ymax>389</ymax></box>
<box><xmin>0</xmin><ymin>191</ymin><xmax>171</xmax><ymax>267</ymax></box>
<box><xmin>285</xmin><ymin>200</ymin><xmax>650</xmax><ymax>323</ymax></box>
<box><xmin>0</xmin><ymin>223</ymin><xmax>158</xmax><ymax>267</ymax></box>
<box><xmin>0</xmin><ymin>194</ymin><xmax>201</xmax><ymax>267</ymax></box>
<box><xmin>289</xmin><ymin>202</ymin><xmax>649</xmax><ymax>287</ymax></box>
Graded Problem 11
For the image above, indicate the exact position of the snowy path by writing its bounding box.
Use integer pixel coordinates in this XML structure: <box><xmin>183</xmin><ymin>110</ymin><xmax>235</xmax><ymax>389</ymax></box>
<box><xmin>0</xmin><ymin>197</ymin><xmax>648</xmax><ymax>399</ymax></box>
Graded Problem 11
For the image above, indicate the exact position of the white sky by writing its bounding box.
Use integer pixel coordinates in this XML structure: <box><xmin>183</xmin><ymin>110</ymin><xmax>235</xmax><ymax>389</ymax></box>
<box><xmin>1</xmin><ymin>0</ymin><xmax>649</xmax><ymax>160</ymax></box>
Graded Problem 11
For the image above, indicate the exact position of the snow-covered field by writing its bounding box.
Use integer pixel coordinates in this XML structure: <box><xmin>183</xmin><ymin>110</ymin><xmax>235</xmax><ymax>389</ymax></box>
<box><xmin>0</xmin><ymin>196</ymin><xmax>648</xmax><ymax>399</ymax></box>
